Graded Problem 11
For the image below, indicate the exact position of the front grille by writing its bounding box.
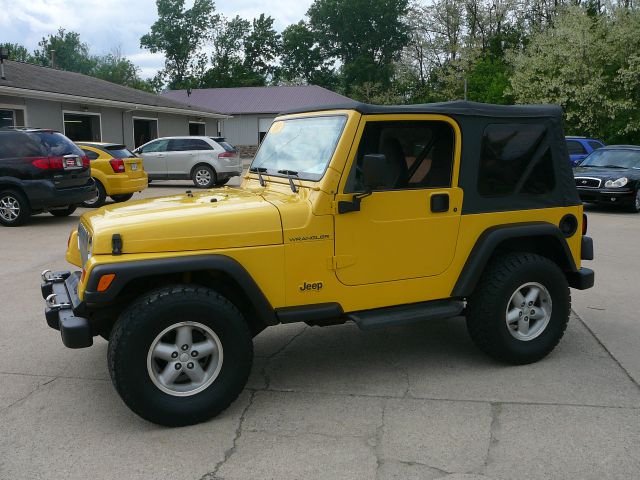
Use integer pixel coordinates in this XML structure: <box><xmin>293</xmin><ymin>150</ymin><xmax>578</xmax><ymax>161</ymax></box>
<box><xmin>575</xmin><ymin>177</ymin><xmax>601</xmax><ymax>188</ymax></box>
<box><xmin>77</xmin><ymin>222</ymin><xmax>91</xmax><ymax>266</ymax></box>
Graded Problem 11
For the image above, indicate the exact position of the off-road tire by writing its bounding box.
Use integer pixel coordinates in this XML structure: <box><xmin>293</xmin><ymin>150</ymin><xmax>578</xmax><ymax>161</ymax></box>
<box><xmin>110</xmin><ymin>193</ymin><xmax>134</xmax><ymax>203</ymax></box>
<box><xmin>82</xmin><ymin>180</ymin><xmax>106</xmax><ymax>208</ymax></box>
<box><xmin>49</xmin><ymin>205</ymin><xmax>77</xmax><ymax>217</ymax></box>
<box><xmin>0</xmin><ymin>189</ymin><xmax>31</xmax><ymax>226</ymax></box>
<box><xmin>466</xmin><ymin>252</ymin><xmax>570</xmax><ymax>365</ymax></box>
<box><xmin>192</xmin><ymin>165</ymin><xmax>216</xmax><ymax>188</ymax></box>
<box><xmin>107</xmin><ymin>285</ymin><xmax>253</xmax><ymax>426</ymax></box>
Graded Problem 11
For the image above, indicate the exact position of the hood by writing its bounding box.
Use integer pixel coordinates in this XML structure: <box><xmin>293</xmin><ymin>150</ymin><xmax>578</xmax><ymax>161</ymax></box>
<box><xmin>82</xmin><ymin>188</ymin><xmax>283</xmax><ymax>255</ymax></box>
<box><xmin>574</xmin><ymin>166</ymin><xmax>640</xmax><ymax>181</ymax></box>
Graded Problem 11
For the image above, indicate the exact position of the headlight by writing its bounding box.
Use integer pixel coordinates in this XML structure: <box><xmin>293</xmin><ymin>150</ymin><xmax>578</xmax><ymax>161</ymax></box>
<box><xmin>604</xmin><ymin>177</ymin><xmax>628</xmax><ymax>188</ymax></box>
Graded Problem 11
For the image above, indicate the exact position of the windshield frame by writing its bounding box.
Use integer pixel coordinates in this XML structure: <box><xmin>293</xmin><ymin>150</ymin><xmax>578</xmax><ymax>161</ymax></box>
<box><xmin>579</xmin><ymin>148</ymin><xmax>640</xmax><ymax>169</ymax></box>
<box><xmin>249</xmin><ymin>113</ymin><xmax>348</xmax><ymax>182</ymax></box>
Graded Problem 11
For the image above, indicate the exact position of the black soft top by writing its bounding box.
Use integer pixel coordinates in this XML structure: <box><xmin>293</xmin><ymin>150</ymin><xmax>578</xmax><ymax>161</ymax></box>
<box><xmin>283</xmin><ymin>100</ymin><xmax>580</xmax><ymax>214</ymax></box>
<box><xmin>282</xmin><ymin>100</ymin><xmax>562</xmax><ymax>119</ymax></box>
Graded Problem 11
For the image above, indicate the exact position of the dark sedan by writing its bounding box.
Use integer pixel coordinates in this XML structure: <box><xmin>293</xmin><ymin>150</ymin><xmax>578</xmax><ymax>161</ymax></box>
<box><xmin>574</xmin><ymin>145</ymin><xmax>640</xmax><ymax>212</ymax></box>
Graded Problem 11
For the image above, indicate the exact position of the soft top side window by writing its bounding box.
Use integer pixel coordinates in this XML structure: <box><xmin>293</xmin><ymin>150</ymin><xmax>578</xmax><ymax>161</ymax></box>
<box><xmin>479</xmin><ymin>123</ymin><xmax>554</xmax><ymax>197</ymax></box>
<box><xmin>345</xmin><ymin>120</ymin><xmax>455</xmax><ymax>193</ymax></box>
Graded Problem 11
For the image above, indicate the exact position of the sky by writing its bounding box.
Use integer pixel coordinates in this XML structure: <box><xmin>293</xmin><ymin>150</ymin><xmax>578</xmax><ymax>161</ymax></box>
<box><xmin>0</xmin><ymin>0</ymin><xmax>313</xmax><ymax>78</ymax></box>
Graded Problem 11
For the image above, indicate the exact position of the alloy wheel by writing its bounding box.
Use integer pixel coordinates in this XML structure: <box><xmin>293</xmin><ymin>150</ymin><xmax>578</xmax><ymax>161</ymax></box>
<box><xmin>147</xmin><ymin>321</ymin><xmax>223</xmax><ymax>397</ymax></box>
<box><xmin>505</xmin><ymin>282</ymin><xmax>552</xmax><ymax>341</ymax></box>
<box><xmin>195</xmin><ymin>169</ymin><xmax>212</xmax><ymax>186</ymax></box>
<box><xmin>0</xmin><ymin>194</ymin><xmax>20</xmax><ymax>222</ymax></box>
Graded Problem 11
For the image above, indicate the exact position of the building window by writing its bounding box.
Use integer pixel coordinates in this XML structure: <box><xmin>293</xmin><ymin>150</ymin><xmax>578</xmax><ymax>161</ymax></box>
<box><xmin>189</xmin><ymin>122</ymin><xmax>206</xmax><ymax>136</ymax></box>
<box><xmin>63</xmin><ymin>112</ymin><xmax>101</xmax><ymax>142</ymax></box>
<box><xmin>0</xmin><ymin>109</ymin><xmax>15</xmax><ymax>128</ymax></box>
<box><xmin>133</xmin><ymin>118</ymin><xmax>159</xmax><ymax>148</ymax></box>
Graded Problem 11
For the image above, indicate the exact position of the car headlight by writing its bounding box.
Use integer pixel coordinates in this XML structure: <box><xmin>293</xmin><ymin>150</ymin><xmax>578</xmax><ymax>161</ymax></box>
<box><xmin>604</xmin><ymin>177</ymin><xmax>628</xmax><ymax>188</ymax></box>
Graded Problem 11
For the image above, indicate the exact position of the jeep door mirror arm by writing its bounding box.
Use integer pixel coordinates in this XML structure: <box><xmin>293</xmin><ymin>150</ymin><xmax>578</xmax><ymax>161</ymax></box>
<box><xmin>338</xmin><ymin>189</ymin><xmax>372</xmax><ymax>214</ymax></box>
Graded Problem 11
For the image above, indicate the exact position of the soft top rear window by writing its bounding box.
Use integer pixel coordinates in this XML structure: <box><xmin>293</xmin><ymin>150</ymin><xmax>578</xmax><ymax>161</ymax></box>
<box><xmin>104</xmin><ymin>145</ymin><xmax>136</xmax><ymax>158</ymax></box>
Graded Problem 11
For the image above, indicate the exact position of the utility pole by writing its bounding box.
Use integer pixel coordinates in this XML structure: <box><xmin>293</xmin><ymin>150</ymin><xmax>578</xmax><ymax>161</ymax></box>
<box><xmin>50</xmin><ymin>50</ymin><xmax>56</xmax><ymax>69</ymax></box>
<box><xmin>464</xmin><ymin>78</ymin><xmax>468</xmax><ymax>101</ymax></box>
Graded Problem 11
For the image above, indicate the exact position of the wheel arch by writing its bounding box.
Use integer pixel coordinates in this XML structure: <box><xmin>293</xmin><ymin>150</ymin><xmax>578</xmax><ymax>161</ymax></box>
<box><xmin>452</xmin><ymin>222</ymin><xmax>578</xmax><ymax>298</ymax></box>
<box><xmin>84</xmin><ymin>255</ymin><xmax>277</xmax><ymax>336</ymax></box>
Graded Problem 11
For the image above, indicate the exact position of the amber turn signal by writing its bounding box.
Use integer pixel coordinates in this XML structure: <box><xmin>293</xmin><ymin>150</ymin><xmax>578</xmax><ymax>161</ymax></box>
<box><xmin>97</xmin><ymin>273</ymin><xmax>116</xmax><ymax>292</ymax></box>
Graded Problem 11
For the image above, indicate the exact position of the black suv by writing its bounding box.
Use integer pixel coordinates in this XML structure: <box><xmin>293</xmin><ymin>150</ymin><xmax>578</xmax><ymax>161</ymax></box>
<box><xmin>0</xmin><ymin>128</ymin><xmax>96</xmax><ymax>226</ymax></box>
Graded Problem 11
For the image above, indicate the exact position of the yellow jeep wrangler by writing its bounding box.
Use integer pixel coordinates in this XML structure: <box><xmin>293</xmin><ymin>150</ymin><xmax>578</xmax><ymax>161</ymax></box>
<box><xmin>41</xmin><ymin>101</ymin><xmax>594</xmax><ymax>426</ymax></box>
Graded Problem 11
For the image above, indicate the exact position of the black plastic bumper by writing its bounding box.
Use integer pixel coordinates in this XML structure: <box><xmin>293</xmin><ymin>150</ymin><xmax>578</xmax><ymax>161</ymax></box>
<box><xmin>567</xmin><ymin>267</ymin><xmax>595</xmax><ymax>290</ymax></box>
<box><xmin>577</xmin><ymin>188</ymin><xmax>635</xmax><ymax>205</ymax></box>
<box><xmin>24</xmin><ymin>178</ymin><xmax>96</xmax><ymax>210</ymax></box>
<box><xmin>41</xmin><ymin>270</ymin><xmax>93</xmax><ymax>348</ymax></box>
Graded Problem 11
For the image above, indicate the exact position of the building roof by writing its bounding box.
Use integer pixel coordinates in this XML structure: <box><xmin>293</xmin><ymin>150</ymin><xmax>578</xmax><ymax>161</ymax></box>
<box><xmin>162</xmin><ymin>85</ymin><xmax>354</xmax><ymax>115</ymax></box>
<box><xmin>0</xmin><ymin>60</ymin><xmax>226</xmax><ymax>118</ymax></box>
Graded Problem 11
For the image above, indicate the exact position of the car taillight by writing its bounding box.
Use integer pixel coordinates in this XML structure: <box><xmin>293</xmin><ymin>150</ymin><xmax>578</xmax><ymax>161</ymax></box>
<box><xmin>31</xmin><ymin>156</ymin><xmax>64</xmax><ymax>169</ymax></box>
<box><xmin>82</xmin><ymin>155</ymin><xmax>90</xmax><ymax>167</ymax></box>
<box><xmin>109</xmin><ymin>158</ymin><xmax>125</xmax><ymax>173</ymax></box>
<box><xmin>582</xmin><ymin>213</ymin><xmax>588</xmax><ymax>235</ymax></box>
<box><xmin>218</xmin><ymin>151</ymin><xmax>236</xmax><ymax>158</ymax></box>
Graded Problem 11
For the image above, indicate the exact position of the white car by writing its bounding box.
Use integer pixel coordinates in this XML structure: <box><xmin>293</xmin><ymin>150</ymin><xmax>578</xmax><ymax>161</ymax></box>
<box><xmin>133</xmin><ymin>136</ymin><xmax>243</xmax><ymax>188</ymax></box>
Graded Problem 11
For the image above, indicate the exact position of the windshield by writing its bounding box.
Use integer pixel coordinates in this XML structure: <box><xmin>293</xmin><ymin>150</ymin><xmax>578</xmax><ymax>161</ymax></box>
<box><xmin>251</xmin><ymin>115</ymin><xmax>347</xmax><ymax>181</ymax></box>
<box><xmin>579</xmin><ymin>149</ymin><xmax>640</xmax><ymax>169</ymax></box>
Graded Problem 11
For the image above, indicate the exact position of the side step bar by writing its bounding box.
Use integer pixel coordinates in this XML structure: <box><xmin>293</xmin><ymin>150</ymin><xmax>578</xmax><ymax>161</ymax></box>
<box><xmin>348</xmin><ymin>299</ymin><xmax>465</xmax><ymax>331</ymax></box>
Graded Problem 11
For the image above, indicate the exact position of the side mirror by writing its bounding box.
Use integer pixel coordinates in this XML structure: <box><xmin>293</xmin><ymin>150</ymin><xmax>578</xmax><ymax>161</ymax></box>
<box><xmin>361</xmin><ymin>154</ymin><xmax>387</xmax><ymax>190</ymax></box>
<box><xmin>338</xmin><ymin>154</ymin><xmax>387</xmax><ymax>214</ymax></box>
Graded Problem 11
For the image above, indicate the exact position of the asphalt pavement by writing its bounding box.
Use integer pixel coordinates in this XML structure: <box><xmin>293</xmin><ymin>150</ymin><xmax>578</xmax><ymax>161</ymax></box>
<box><xmin>0</xmin><ymin>179</ymin><xmax>638</xmax><ymax>480</ymax></box>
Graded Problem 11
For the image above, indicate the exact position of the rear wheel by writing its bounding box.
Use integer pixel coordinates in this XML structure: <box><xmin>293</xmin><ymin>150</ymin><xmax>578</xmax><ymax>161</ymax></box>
<box><xmin>111</xmin><ymin>193</ymin><xmax>134</xmax><ymax>203</ymax></box>
<box><xmin>108</xmin><ymin>285</ymin><xmax>253</xmax><ymax>426</ymax></box>
<box><xmin>82</xmin><ymin>180</ymin><xmax>106</xmax><ymax>208</ymax></box>
<box><xmin>192</xmin><ymin>165</ymin><xmax>216</xmax><ymax>188</ymax></box>
<box><xmin>466</xmin><ymin>252</ymin><xmax>570</xmax><ymax>365</ymax></box>
<box><xmin>0</xmin><ymin>189</ymin><xmax>30</xmax><ymax>227</ymax></box>
<box><xmin>49</xmin><ymin>205</ymin><xmax>77</xmax><ymax>217</ymax></box>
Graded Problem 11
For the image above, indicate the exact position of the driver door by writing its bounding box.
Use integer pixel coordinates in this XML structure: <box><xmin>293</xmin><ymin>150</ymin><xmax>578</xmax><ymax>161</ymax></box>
<box><xmin>334</xmin><ymin>116</ymin><xmax>462</xmax><ymax>286</ymax></box>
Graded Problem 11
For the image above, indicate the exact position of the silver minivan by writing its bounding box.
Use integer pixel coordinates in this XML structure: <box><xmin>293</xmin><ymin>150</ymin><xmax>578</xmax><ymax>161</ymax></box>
<box><xmin>133</xmin><ymin>136</ymin><xmax>243</xmax><ymax>188</ymax></box>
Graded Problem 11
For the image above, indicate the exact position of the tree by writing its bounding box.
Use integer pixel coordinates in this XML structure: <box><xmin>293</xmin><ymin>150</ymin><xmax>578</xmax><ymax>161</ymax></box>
<box><xmin>243</xmin><ymin>14</ymin><xmax>281</xmax><ymax>82</ymax></box>
<box><xmin>1</xmin><ymin>43</ymin><xmax>34</xmax><ymax>63</ymax></box>
<box><xmin>509</xmin><ymin>7</ymin><xmax>640</xmax><ymax>143</ymax></box>
<box><xmin>278</xmin><ymin>21</ymin><xmax>337</xmax><ymax>88</ymax></box>
<box><xmin>92</xmin><ymin>49</ymin><xmax>160</xmax><ymax>93</ymax></box>
<box><xmin>33</xmin><ymin>28</ymin><xmax>96</xmax><ymax>74</ymax></box>
<box><xmin>307</xmin><ymin>0</ymin><xmax>410</xmax><ymax>96</ymax></box>
<box><xmin>141</xmin><ymin>0</ymin><xmax>217</xmax><ymax>89</ymax></box>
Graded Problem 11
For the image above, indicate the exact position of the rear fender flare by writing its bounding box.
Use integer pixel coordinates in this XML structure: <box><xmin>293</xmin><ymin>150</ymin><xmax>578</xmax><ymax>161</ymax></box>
<box><xmin>452</xmin><ymin>222</ymin><xmax>577</xmax><ymax>298</ymax></box>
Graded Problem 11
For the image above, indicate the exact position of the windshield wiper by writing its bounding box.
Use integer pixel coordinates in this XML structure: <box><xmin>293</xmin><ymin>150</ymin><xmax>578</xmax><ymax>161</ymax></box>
<box><xmin>249</xmin><ymin>166</ymin><xmax>267</xmax><ymax>187</ymax></box>
<box><xmin>277</xmin><ymin>169</ymin><xmax>299</xmax><ymax>193</ymax></box>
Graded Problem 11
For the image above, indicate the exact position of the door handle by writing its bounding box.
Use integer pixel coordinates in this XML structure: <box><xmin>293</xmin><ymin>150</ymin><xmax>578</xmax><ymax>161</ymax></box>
<box><xmin>430</xmin><ymin>193</ymin><xmax>449</xmax><ymax>213</ymax></box>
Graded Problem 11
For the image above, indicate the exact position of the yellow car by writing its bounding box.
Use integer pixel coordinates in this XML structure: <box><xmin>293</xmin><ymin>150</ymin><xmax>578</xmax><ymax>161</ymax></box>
<box><xmin>77</xmin><ymin>142</ymin><xmax>147</xmax><ymax>207</ymax></box>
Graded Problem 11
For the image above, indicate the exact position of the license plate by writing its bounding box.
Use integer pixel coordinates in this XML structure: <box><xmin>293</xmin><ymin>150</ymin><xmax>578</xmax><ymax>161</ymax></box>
<box><xmin>131</xmin><ymin>163</ymin><xmax>138</xmax><ymax>171</ymax></box>
<box><xmin>64</xmin><ymin>156</ymin><xmax>82</xmax><ymax>168</ymax></box>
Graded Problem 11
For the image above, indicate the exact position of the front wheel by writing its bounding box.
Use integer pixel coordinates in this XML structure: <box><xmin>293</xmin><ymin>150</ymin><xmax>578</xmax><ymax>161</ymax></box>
<box><xmin>626</xmin><ymin>189</ymin><xmax>640</xmax><ymax>213</ymax></box>
<box><xmin>466</xmin><ymin>252</ymin><xmax>570</xmax><ymax>365</ymax></box>
<box><xmin>192</xmin><ymin>165</ymin><xmax>216</xmax><ymax>188</ymax></box>
<box><xmin>107</xmin><ymin>285</ymin><xmax>253</xmax><ymax>426</ymax></box>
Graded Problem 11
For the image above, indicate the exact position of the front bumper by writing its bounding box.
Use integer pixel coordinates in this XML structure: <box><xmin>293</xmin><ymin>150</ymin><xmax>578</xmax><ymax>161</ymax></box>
<box><xmin>577</xmin><ymin>187</ymin><xmax>635</xmax><ymax>205</ymax></box>
<box><xmin>41</xmin><ymin>270</ymin><xmax>93</xmax><ymax>348</ymax></box>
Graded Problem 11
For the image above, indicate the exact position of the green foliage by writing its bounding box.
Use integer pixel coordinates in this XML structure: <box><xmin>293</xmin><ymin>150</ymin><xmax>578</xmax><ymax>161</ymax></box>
<box><xmin>277</xmin><ymin>22</ymin><xmax>338</xmax><ymax>89</ymax></box>
<box><xmin>243</xmin><ymin>14</ymin><xmax>280</xmax><ymax>81</ymax></box>
<box><xmin>1</xmin><ymin>43</ymin><xmax>34</xmax><ymax>63</ymax></box>
<box><xmin>509</xmin><ymin>7</ymin><xmax>640</xmax><ymax>144</ymax></box>
<box><xmin>306</xmin><ymin>0</ymin><xmax>410</xmax><ymax>96</ymax></box>
<box><xmin>140</xmin><ymin>0</ymin><xmax>217</xmax><ymax>89</ymax></box>
<box><xmin>92</xmin><ymin>50</ymin><xmax>161</xmax><ymax>93</ymax></box>
<box><xmin>33</xmin><ymin>28</ymin><xmax>96</xmax><ymax>74</ymax></box>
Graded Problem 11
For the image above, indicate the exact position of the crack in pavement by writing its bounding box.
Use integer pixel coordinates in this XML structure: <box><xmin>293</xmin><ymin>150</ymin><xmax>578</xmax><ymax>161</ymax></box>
<box><xmin>1</xmin><ymin>376</ymin><xmax>58</xmax><ymax>412</ymax></box>
<box><xmin>572</xmin><ymin>309</ymin><xmax>640</xmax><ymax>390</ymax></box>
<box><xmin>199</xmin><ymin>390</ymin><xmax>257</xmax><ymax>480</ymax></box>
<box><xmin>260</xmin><ymin>326</ymin><xmax>308</xmax><ymax>390</ymax></box>
<box><xmin>478</xmin><ymin>402</ymin><xmax>502</xmax><ymax>475</ymax></box>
